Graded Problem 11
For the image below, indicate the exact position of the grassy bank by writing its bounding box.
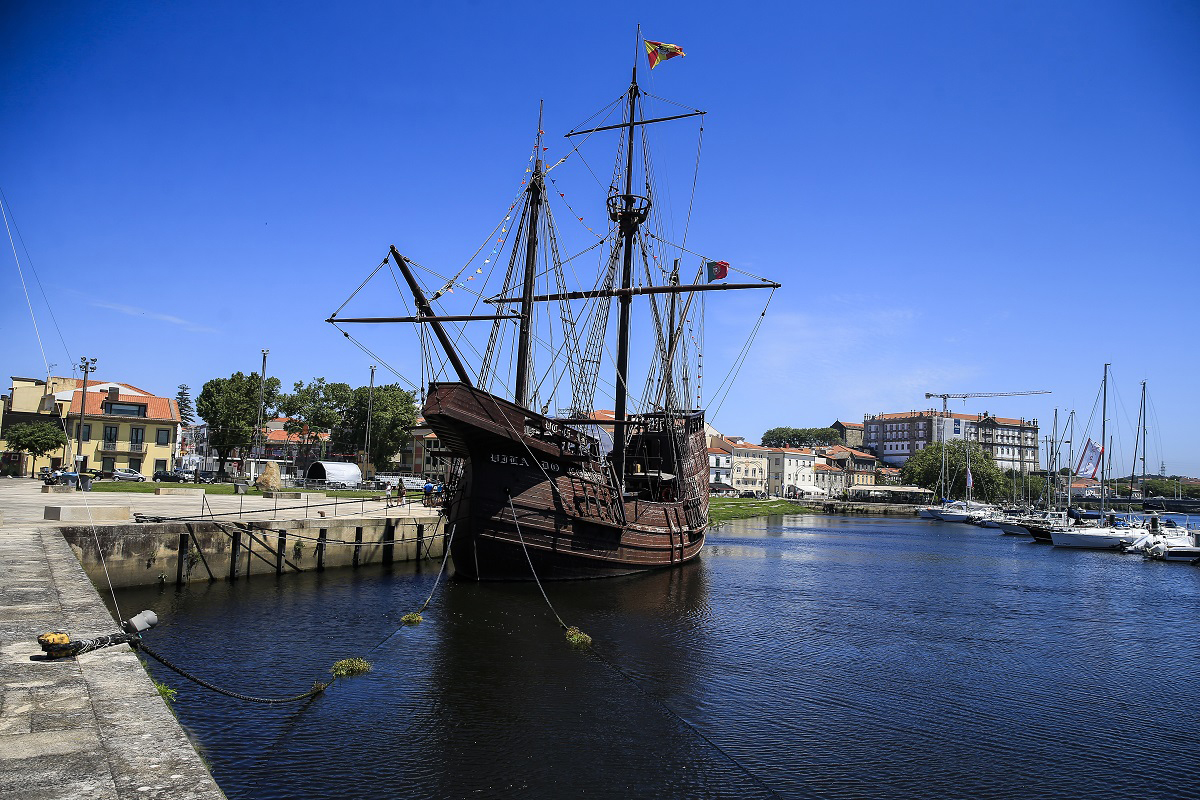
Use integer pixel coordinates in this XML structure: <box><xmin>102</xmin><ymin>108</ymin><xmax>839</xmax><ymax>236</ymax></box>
<box><xmin>86</xmin><ymin>482</ymin><xmax>418</xmax><ymax>500</ymax></box>
<box><xmin>708</xmin><ymin>497</ymin><xmax>815</xmax><ymax>524</ymax></box>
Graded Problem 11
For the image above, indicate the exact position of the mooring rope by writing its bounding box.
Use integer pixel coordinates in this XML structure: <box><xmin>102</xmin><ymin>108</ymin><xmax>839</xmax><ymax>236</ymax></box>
<box><xmin>415</xmin><ymin>523</ymin><xmax>456</xmax><ymax>614</ymax></box>
<box><xmin>505</xmin><ymin>496</ymin><xmax>781</xmax><ymax>798</ymax></box>
<box><xmin>506</xmin><ymin>491</ymin><xmax>568</xmax><ymax>631</ymax></box>
<box><xmin>135</xmin><ymin>640</ymin><xmax>328</xmax><ymax>704</ymax></box>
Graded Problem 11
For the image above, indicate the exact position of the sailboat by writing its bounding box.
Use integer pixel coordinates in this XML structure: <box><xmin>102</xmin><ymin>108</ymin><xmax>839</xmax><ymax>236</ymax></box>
<box><xmin>1051</xmin><ymin>364</ymin><xmax>1141</xmax><ymax>550</ymax></box>
<box><xmin>328</xmin><ymin>38</ymin><xmax>779</xmax><ymax>579</ymax></box>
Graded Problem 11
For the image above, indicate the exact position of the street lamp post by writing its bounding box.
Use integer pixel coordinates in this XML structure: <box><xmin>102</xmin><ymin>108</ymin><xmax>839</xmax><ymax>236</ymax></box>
<box><xmin>254</xmin><ymin>349</ymin><xmax>268</xmax><ymax>481</ymax></box>
<box><xmin>75</xmin><ymin>357</ymin><xmax>97</xmax><ymax>474</ymax></box>
<box><xmin>363</xmin><ymin>365</ymin><xmax>376</xmax><ymax>478</ymax></box>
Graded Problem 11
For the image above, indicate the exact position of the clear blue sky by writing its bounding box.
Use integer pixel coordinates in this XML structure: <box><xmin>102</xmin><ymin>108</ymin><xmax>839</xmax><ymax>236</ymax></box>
<box><xmin>3</xmin><ymin>2</ymin><xmax>1197</xmax><ymax>475</ymax></box>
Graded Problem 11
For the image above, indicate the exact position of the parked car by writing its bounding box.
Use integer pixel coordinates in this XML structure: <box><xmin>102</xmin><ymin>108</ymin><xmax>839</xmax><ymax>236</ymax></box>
<box><xmin>738</xmin><ymin>490</ymin><xmax>758</xmax><ymax>498</ymax></box>
<box><xmin>153</xmin><ymin>470</ymin><xmax>186</xmax><ymax>482</ymax></box>
<box><xmin>112</xmin><ymin>467</ymin><xmax>146</xmax><ymax>482</ymax></box>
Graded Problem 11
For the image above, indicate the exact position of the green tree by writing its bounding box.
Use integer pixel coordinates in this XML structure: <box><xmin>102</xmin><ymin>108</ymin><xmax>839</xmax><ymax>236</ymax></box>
<box><xmin>900</xmin><ymin>440</ymin><xmax>1006</xmax><ymax>502</ymax></box>
<box><xmin>334</xmin><ymin>383</ymin><xmax>419</xmax><ymax>470</ymax></box>
<box><xmin>1000</xmin><ymin>469</ymin><xmax>1047</xmax><ymax>506</ymax></box>
<box><xmin>176</xmin><ymin>384</ymin><xmax>195</xmax><ymax>426</ymax></box>
<box><xmin>277</xmin><ymin>378</ymin><xmax>353</xmax><ymax>464</ymax></box>
<box><xmin>197</xmin><ymin>372</ymin><xmax>280</xmax><ymax>477</ymax></box>
<box><xmin>761</xmin><ymin>426</ymin><xmax>842</xmax><ymax>448</ymax></box>
<box><xmin>5</xmin><ymin>421</ymin><xmax>69</xmax><ymax>477</ymax></box>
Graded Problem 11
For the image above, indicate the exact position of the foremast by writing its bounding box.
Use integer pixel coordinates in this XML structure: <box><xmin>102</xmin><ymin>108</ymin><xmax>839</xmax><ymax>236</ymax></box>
<box><xmin>514</xmin><ymin>105</ymin><xmax>545</xmax><ymax>409</ymax></box>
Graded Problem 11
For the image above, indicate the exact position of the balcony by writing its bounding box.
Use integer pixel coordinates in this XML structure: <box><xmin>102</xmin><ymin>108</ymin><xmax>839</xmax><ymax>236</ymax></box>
<box><xmin>99</xmin><ymin>440</ymin><xmax>146</xmax><ymax>454</ymax></box>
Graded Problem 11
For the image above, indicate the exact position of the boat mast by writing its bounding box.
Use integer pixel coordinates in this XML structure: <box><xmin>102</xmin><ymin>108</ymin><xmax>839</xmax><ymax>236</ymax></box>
<box><xmin>1100</xmin><ymin>362</ymin><xmax>1108</xmax><ymax>516</ymax></box>
<box><xmin>1140</xmin><ymin>381</ymin><xmax>1148</xmax><ymax>499</ymax></box>
<box><xmin>939</xmin><ymin>399</ymin><xmax>948</xmax><ymax>503</ymax></box>
<box><xmin>1067</xmin><ymin>412</ymin><xmax>1075</xmax><ymax>515</ymax></box>
<box><xmin>612</xmin><ymin>63</ymin><xmax>642</xmax><ymax>486</ymax></box>
<box><xmin>1051</xmin><ymin>408</ymin><xmax>1059</xmax><ymax>511</ymax></box>
<box><xmin>514</xmin><ymin>104</ymin><xmax>545</xmax><ymax>409</ymax></box>
<box><xmin>1128</xmin><ymin>380</ymin><xmax>1144</xmax><ymax>502</ymax></box>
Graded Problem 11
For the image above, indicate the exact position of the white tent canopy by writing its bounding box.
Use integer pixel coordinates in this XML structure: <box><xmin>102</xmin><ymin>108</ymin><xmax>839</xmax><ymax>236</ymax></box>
<box><xmin>305</xmin><ymin>461</ymin><xmax>362</xmax><ymax>485</ymax></box>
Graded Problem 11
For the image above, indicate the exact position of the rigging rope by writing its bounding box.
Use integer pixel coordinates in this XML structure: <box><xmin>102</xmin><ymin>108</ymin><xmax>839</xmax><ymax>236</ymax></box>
<box><xmin>708</xmin><ymin>289</ymin><xmax>777</xmax><ymax>422</ymax></box>
<box><xmin>0</xmin><ymin>186</ymin><xmax>73</xmax><ymax>368</ymax></box>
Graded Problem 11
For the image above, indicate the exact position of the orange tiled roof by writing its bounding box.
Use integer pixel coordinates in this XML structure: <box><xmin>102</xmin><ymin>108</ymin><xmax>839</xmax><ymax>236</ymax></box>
<box><xmin>828</xmin><ymin>444</ymin><xmax>876</xmax><ymax>460</ymax></box>
<box><xmin>265</xmin><ymin>428</ymin><xmax>329</xmax><ymax>442</ymax></box>
<box><xmin>67</xmin><ymin>390</ymin><xmax>179</xmax><ymax>422</ymax></box>
<box><xmin>815</xmin><ymin>463</ymin><xmax>841</xmax><ymax>472</ymax></box>
<box><xmin>870</xmin><ymin>410</ymin><xmax>1031</xmax><ymax>427</ymax></box>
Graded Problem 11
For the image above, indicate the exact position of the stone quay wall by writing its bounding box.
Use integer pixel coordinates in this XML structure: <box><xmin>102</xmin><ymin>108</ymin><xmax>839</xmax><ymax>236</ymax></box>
<box><xmin>57</xmin><ymin>516</ymin><xmax>446</xmax><ymax>589</ymax></box>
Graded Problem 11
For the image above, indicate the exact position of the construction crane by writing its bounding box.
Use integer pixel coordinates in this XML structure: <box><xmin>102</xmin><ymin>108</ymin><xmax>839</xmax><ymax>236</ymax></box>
<box><xmin>922</xmin><ymin>390</ymin><xmax>1051</xmax><ymax>503</ymax></box>
<box><xmin>924</xmin><ymin>390</ymin><xmax>1050</xmax><ymax>414</ymax></box>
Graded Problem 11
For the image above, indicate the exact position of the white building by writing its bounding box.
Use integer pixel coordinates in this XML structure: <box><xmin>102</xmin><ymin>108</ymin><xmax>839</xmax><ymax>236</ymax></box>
<box><xmin>784</xmin><ymin>448</ymin><xmax>821</xmax><ymax>497</ymax></box>
<box><xmin>814</xmin><ymin>462</ymin><xmax>846</xmax><ymax>497</ymax></box>
<box><xmin>730</xmin><ymin>441</ymin><xmax>770</xmax><ymax>495</ymax></box>
<box><xmin>708</xmin><ymin>447</ymin><xmax>732</xmax><ymax>489</ymax></box>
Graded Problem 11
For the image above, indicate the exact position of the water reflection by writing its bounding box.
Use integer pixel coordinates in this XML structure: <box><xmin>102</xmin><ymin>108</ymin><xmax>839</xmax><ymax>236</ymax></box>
<box><xmin>115</xmin><ymin>516</ymin><xmax>1200</xmax><ymax>800</ymax></box>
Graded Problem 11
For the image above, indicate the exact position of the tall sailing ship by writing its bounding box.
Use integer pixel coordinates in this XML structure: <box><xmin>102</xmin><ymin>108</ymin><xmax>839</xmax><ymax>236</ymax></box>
<box><xmin>330</xmin><ymin>38</ymin><xmax>779</xmax><ymax>579</ymax></box>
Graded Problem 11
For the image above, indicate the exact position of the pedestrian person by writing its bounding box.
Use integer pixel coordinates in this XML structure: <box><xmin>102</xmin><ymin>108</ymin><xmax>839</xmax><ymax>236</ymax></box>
<box><xmin>423</xmin><ymin>479</ymin><xmax>434</xmax><ymax>507</ymax></box>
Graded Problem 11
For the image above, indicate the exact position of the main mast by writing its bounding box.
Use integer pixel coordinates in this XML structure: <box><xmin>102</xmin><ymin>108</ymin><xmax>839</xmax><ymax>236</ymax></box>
<box><xmin>612</xmin><ymin>66</ymin><xmax>643</xmax><ymax>486</ymax></box>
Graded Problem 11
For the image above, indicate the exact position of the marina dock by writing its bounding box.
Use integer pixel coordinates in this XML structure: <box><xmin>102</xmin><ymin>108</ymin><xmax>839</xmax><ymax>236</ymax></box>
<box><xmin>0</xmin><ymin>479</ymin><xmax>442</xmax><ymax>799</ymax></box>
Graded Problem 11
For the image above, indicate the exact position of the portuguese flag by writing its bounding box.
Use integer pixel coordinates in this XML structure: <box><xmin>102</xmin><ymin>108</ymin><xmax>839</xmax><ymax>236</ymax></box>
<box><xmin>707</xmin><ymin>260</ymin><xmax>729</xmax><ymax>282</ymax></box>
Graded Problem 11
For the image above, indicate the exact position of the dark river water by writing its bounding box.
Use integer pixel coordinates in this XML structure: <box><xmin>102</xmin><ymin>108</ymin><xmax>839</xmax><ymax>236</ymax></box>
<box><xmin>113</xmin><ymin>515</ymin><xmax>1200</xmax><ymax>799</ymax></box>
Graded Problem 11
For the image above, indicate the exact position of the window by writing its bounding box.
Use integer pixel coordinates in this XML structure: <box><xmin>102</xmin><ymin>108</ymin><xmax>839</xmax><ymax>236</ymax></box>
<box><xmin>154</xmin><ymin>459</ymin><xmax>167</xmax><ymax>472</ymax></box>
<box><xmin>102</xmin><ymin>457</ymin><xmax>115</xmax><ymax>472</ymax></box>
<box><xmin>74</xmin><ymin>423</ymin><xmax>91</xmax><ymax>441</ymax></box>
<box><xmin>156</xmin><ymin>428</ymin><xmax>170</xmax><ymax>446</ymax></box>
<box><xmin>103</xmin><ymin>425</ymin><xmax>118</xmax><ymax>443</ymax></box>
<box><xmin>130</xmin><ymin>427</ymin><xmax>145</xmax><ymax>445</ymax></box>
<box><xmin>129</xmin><ymin>458</ymin><xmax>142</xmax><ymax>473</ymax></box>
<box><xmin>105</xmin><ymin>402</ymin><xmax>147</xmax><ymax>417</ymax></box>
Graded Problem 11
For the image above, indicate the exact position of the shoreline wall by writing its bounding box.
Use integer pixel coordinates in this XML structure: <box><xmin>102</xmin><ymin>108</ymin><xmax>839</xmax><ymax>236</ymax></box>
<box><xmin>57</xmin><ymin>516</ymin><xmax>445</xmax><ymax>588</ymax></box>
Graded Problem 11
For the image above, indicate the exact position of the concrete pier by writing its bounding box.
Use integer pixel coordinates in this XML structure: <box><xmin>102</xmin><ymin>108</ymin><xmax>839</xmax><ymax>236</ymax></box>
<box><xmin>0</xmin><ymin>480</ymin><xmax>226</xmax><ymax>799</ymax></box>
<box><xmin>44</xmin><ymin>506</ymin><xmax>132</xmax><ymax>522</ymax></box>
<box><xmin>0</xmin><ymin>478</ymin><xmax>445</xmax><ymax>798</ymax></box>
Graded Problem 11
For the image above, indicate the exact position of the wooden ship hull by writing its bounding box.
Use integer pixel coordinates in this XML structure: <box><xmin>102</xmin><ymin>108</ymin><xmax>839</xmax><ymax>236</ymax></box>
<box><xmin>424</xmin><ymin>382</ymin><xmax>708</xmax><ymax>580</ymax></box>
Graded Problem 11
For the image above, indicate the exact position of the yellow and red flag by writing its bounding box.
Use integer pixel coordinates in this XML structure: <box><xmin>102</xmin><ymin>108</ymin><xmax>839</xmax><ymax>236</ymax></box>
<box><xmin>644</xmin><ymin>39</ymin><xmax>685</xmax><ymax>69</ymax></box>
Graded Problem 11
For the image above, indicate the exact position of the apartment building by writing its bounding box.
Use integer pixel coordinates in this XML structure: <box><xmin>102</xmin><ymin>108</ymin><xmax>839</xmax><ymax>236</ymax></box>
<box><xmin>1</xmin><ymin>376</ymin><xmax>181</xmax><ymax>476</ymax></box>
<box><xmin>819</xmin><ymin>445</ymin><xmax>878</xmax><ymax>487</ymax></box>
<box><xmin>863</xmin><ymin>409</ymin><xmax>1039</xmax><ymax>473</ymax></box>
<box><xmin>729</xmin><ymin>440</ymin><xmax>770</xmax><ymax>495</ymax></box>
<box><xmin>708</xmin><ymin>447</ymin><xmax>733</xmax><ymax>489</ymax></box>
<box><xmin>814</xmin><ymin>463</ymin><xmax>846</xmax><ymax>496</ymax></box>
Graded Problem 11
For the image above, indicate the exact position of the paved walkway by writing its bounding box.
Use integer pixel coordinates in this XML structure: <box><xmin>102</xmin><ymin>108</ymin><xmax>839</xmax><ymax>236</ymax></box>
<box><xmin>0</xmin><ymin>479</ymin><xmax>437</xmax><ymax>799</ymax></box>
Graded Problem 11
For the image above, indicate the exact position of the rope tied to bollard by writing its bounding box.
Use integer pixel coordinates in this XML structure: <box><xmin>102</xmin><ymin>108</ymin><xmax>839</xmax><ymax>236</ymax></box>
<box><xmin>37</xmin><ymin>610</ymin><xmax>372</xmax><ymax>704</ymax></box>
